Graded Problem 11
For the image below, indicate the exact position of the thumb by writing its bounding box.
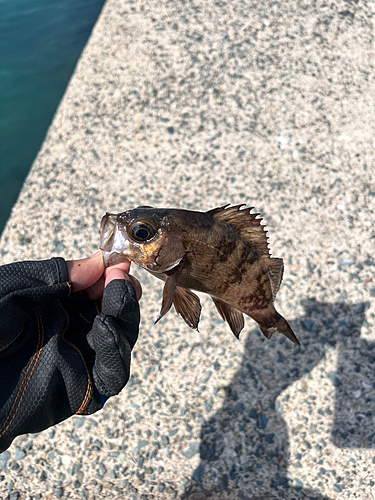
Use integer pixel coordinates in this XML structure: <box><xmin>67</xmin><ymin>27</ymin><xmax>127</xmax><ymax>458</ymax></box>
<box><xmin>66</xmin><ymin>252</ymin><xmax>106</xmax><ymax>292</ymax></box>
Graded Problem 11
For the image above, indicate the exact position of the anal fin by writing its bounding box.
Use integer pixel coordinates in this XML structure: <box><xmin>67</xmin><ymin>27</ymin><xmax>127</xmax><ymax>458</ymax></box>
<box><xmin>155</xmin><ymin>273</ymin><xmax>177</xmax><ymax>324</ymax></box>
<box><xmin>173</xmin><ymin>287</ymin><xmax>202</xmax><ymax>330</ymax></box>
<box><xmin>211</xmin><ymin>297</ymin><xmax>244</xmax><ymax>339</ymax></box>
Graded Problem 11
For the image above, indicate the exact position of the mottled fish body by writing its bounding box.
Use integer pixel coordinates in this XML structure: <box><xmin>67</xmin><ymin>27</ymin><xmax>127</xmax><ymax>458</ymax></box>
<box><xmin>100</xmin><ymin>205</ymin><xmax>299</xmax><ymax>345</ymax></box>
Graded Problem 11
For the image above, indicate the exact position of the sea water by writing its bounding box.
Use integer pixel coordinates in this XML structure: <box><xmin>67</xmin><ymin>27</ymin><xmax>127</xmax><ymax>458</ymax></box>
<box><xmin>0</xmin><ymin>0</ymin><xmax>105</xmax><ymax>234</ymax></box>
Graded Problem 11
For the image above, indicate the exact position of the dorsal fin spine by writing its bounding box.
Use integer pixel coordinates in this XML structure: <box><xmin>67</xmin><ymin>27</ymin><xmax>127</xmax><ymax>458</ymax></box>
<box><xmin>207</xmin><ymin>205</ymin><xmax>271</xmax><ymax>258</ymax></box>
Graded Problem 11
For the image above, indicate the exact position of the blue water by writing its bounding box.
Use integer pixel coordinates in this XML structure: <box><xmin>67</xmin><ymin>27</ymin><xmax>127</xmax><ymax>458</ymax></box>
<box><xmin>0</xmin><ymin>0</ymin><xmax>105</xmax><ymax>233</ymax></box>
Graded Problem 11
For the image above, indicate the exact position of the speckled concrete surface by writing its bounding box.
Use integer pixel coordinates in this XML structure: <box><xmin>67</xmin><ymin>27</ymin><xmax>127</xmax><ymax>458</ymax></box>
<box><xmin>0</xmin><ymin>0</ymin><xmax>374</xmax><ymax>499</ymax></box>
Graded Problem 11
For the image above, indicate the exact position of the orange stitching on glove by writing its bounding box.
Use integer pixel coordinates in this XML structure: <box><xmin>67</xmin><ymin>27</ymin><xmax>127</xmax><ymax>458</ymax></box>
<box><xmin>0</xmin><ymin>312</ymin><xmax>44</xmax><ymax>438</ymax></box>
<box><xmin>95</xmin><ymin>301</ymin><xmax>101</xmax><ymax>315</ymax></box>
<box><xmin>61</xmin><ymin>310</ymin><xmax>92</xmax><ymax>415</ymax></box>
<box><xmin>78</xmin><ymin>312</ymin><xmax>92</xmax><ymax>324</ymax></box>
<box><xmin>0</xmin><ymin>327</ymin><xmax>23</xmax><ymax>353</ymax></box>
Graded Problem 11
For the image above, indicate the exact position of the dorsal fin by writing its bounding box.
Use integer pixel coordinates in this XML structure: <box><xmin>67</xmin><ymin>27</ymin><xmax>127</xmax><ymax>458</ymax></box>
<box><xmin>206</xmin><ymin>204</ymin><xmax>270</xmax><ymax>258</ymax></box>
<box><xmin>267</xmin><ymin>257</ymin><xmax>284</xmax><ymax>301</ymax></box>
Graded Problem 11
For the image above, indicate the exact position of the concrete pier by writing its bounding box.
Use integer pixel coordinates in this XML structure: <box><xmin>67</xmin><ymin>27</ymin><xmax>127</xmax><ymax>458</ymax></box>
<box><xmin>1</xmin><ymin>0</ymin><xmax>374</xmax><ymax>498</ymax></box>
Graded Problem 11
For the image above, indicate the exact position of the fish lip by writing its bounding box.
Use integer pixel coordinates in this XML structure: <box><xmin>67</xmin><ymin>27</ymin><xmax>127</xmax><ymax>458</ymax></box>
<box><xmin>100</xmin><ymin>216</ymin><xmax>132</xmax><ymax>267</ymax></box>
<box><xmin>99</xmin><ymin>214</ymin><xmax>118</xmax><ymax>252</ymax></box>
<box><xmin>102</xmin><ymin>251</ymin><xmax>130</xmax><ymax>267</ymax></box>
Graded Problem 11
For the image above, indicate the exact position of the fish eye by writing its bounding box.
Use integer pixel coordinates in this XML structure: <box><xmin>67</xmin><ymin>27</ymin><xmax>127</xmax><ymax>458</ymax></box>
<box><xmin>130</xmin><ymin>220</ymin><xmax>156</xmax><ymax>242</ymax></box>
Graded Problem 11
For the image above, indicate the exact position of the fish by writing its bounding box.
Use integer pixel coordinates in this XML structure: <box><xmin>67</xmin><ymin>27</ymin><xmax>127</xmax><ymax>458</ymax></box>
<box><xmin>99</xmin><ymin>204</ymin><xmax>300</xmax><ymax>345</ymax></box>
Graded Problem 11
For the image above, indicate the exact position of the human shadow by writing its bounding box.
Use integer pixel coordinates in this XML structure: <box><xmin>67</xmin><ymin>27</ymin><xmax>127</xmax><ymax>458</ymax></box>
<box><xmin>181</xmin><ymin>299</ymin><xmax>371</xmax><ymax>500</ymax></box>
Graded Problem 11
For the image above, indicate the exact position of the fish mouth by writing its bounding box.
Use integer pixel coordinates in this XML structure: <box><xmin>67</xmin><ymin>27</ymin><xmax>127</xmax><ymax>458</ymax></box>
<box><xmin>102</xmin><ymin>250</ymin><xmax>130</xmax><ymax>267</ymax></box>
<box><xmin>100</xmin><ymin>213</ymin><xmax>131</xmax><ymax>267</ymax></box>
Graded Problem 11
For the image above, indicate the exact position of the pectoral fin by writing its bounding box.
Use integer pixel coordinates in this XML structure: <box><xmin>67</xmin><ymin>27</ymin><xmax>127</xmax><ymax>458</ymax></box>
<box><xmin>173</xmin><ymin>287</ymin><xmax>202</xmax><ymax>330</ymax></box>
<box><xmin>155</xmin><ymin>273</ymin><xmax>177</xmax><ymax>324</ymax></box>
<box><xmin>211</xmin><ymin>297</ymin><xmax>245</xmax><ymax>339</ymax></box>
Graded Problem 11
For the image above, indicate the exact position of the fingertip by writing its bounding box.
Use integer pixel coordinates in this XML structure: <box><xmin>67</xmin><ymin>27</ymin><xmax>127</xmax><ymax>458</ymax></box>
<box><xmin>104</xmin><ymin>267</ymin><xmax>127</xmax><ymax>286</ymax></box>
<box><xmin>104</xmin><ymin>267</ymin><xmax>142</xmax><ymax>301</ymax></box>
<box><xmin>128</xmin><ymin>275</ymin><xmax>142</xmax><ymax>301</ymax></box>
<box><xmin>111</xmin><ymin>260</ymin><xmax>131</xmax><ymax>273</ymax></box>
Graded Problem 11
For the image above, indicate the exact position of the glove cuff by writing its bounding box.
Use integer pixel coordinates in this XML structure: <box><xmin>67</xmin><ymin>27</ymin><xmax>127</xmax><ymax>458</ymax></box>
<box><xmin>52</xmin><ymin>257</ymin><xmax>69</xmax><ymax>283</ymax></box>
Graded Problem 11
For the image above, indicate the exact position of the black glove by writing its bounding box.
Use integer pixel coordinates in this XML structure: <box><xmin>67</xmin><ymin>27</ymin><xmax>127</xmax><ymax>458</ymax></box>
<box><xmin>0</xmin><ymin>257</ymin><xmax>139</xmax><ymax>452</ymax></box>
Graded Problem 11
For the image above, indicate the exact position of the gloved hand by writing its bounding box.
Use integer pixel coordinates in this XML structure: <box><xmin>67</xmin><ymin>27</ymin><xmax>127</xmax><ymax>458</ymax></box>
<box><xmin>0</xmin><ymin>254</ymin><xmax>141</xmax><ymax>452</ymax></box>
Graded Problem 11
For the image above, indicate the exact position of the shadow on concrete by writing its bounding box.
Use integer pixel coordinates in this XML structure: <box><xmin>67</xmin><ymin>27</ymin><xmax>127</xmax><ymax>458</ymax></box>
<box><xmin>181</xmin><ymin>299</ymin><xmax>372</xmax><ymax>499</ymax></box>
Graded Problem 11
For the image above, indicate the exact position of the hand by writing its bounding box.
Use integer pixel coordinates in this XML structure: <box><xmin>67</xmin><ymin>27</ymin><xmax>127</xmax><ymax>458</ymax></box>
<box><xmin>0</xmin><ymin>253</ymin><xmax>141</xmax><ymax>452</ymax></box>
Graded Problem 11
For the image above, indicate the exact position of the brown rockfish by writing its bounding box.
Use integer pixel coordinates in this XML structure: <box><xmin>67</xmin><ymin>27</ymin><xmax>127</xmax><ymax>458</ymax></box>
<box><xmin>99</xmin><ymin>205</ymin><xmax>299</xmax><ymax>345</ymax></box>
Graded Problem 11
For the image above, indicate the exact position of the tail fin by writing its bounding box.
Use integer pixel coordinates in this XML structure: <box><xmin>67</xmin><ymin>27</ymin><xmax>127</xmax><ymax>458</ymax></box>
<box><xmin>259</xmin><ymin>314</ymin><xmax>300</xmax><ymax>346</ymax></box>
